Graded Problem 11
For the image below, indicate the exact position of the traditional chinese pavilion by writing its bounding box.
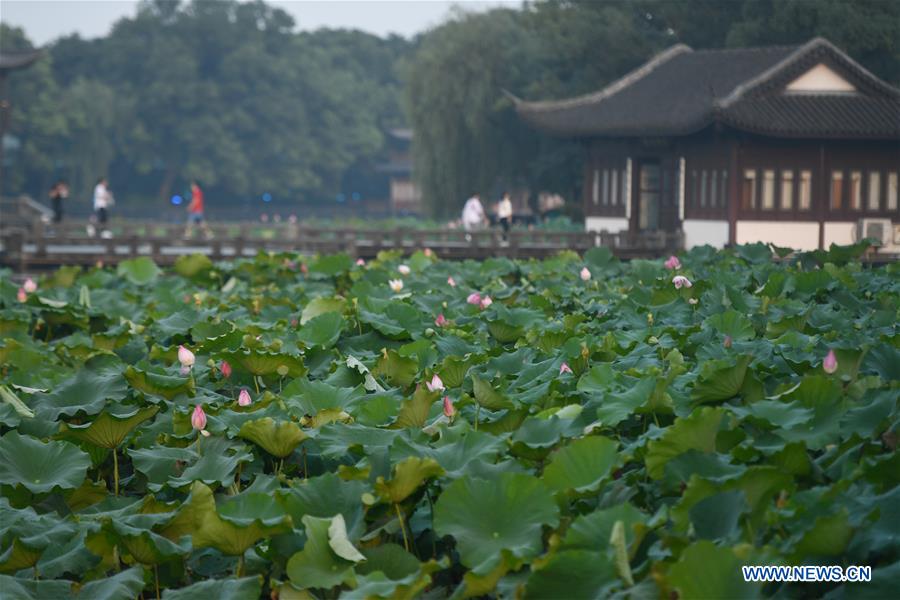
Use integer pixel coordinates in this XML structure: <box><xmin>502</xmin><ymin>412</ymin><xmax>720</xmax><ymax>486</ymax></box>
<box><xmin>514</xmin><ymin>38</ymin><xmax>900</xmax><ymax>252</ymax></box>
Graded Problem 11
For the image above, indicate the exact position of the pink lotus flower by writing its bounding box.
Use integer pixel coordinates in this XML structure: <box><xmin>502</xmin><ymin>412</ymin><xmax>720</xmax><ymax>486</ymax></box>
<box><xmin>823</xmin><ymin>349</ymin><xmax>838</xmax><ymax>374</ymax></box>
<box><xmin>17</xmin><ymin>288</ymin><xmax>27</xmax><ymax>303</ymax></box>
<box><xmin>580</xmin><ymin>267</ymin><xmax>591</xmax><ymax>281</ymax></box>
<box><xmin>424</xmin><ymin>248</ymin><xmax>433</xmax><ymax>258</ymax></box>
<box><xmin>447</xmin><ymin>276</ymin><xmax>456</xmax><ymax>287</ymax></box>
<box><xmin>398</xmin><ymin>264</ymin><xmax>411</xmax><ymax>275</ymax></box>
<box><xmin>664</xmin><ymin>255</ymin><xmax>681</xmax><ymax>270</ymax></box>
<box><xmin>426</xmin><ymin>374</ymin><xmax>444</xmax><ymax>392</ymax></box>
<box><xmin>219</xmin><ymin>360</ymin><xmax>232</xmax><ymax>378</ymax></box>
<box><xmin>672</xmin><ymin>275</ymin><xmax>692</xmax><ymax>289</ymax></box>
<box><xmin>300</xmin><ymin>263</ymin><xmax>309</xmax><ymax>275</ymax></box>
<box><xmin>467</xmin><ymin>292</ymin><xmax>481</xmax><ymax>305</ymax></box>
<box><xmin>560</xmin><ymin>362</ymin><xmax>573</xmax><ymax>375</ymax></box>
<box><xmin>480</xmin><ymin>296</ymin><xmax>493</xmax><ymax>309</ymax></box>
<box><xmin>238</xmin><ymin>388</ymin><xmax>252</xmax><ymax>406</ymax></box>
<box><xmin>443</xmin><ymin>396</ymin><xmax>455</xmax><ymax>418</ymax></box>
<box><xmin>291</xmin><ymin>318</ymin><xmax>299</xmax><ymax>328</ymax></box>
<box><xmin>178</xmin><ymin>345</ymin><xmax>195</xmax><ymax>368</ymax></box>
<box><xmin>435</xmin><ymin>313</ymin><xmax>448</xmax><ymax>327</ymax></box>
<box><xmin>191</xmin><ymin>405</ymin><xmax>207</xmax><ymax>430</ymax></box>
<box><xmin>356</xmin><ymin>258</ymin><xmax>365</xmax><ymax>266</ymax></box>
<box><xmin>23</xmin><ymin>278</ymin><xmax>37</xmax><ymax>293</ymax></box>
<box><xmin>389</xmin><ymin>279</ymin><xmax>404</xmax><ymax>292</ymax></box>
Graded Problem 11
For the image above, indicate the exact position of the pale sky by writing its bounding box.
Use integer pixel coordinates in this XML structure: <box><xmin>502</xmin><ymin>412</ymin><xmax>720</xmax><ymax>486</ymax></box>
<box><xmin>0</xmin><ymin>0</ymin><xmax>520</xmax><ymax>45</ymax></box>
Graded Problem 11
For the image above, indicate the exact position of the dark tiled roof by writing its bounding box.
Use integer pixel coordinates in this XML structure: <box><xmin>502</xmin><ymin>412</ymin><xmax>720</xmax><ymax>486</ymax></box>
<box><xmin>515</xmin><ymin>38</ymin><xmax>900</xmax><ymax>140</ymax></box>
<box><xmin>0</xmin><ymin>49</ymin><xmax>43</xmax><ymax>72</ymax></box>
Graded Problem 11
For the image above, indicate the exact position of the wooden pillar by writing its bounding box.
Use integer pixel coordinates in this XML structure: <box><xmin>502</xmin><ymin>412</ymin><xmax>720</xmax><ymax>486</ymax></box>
<box><xmin>818</xmin><ymin>143</ymin><xmax>826</xmax><ymax>250</ymax></box>
<box><xmin>728</xmin><ymin>138</ymin><xmax>740</xmax><ymax>246</ymax></box>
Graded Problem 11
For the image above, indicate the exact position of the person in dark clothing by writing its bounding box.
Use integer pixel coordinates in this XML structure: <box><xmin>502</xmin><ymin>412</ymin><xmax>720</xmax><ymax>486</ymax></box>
<box><xmin>49</xmin><ymin>180</ymin><xmax>69</xmax><ymax>223</ymax></box>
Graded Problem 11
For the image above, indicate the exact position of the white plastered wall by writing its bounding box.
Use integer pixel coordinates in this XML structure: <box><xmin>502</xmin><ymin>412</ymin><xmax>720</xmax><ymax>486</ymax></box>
<box><xmin>585</xmin><ymin>217</ymin><xmax>629</xmax><ymax>233</ymax></box>
<box><xmin>823</xmin><ymin>222</ymin><xmax>856</xmax><ymax>247</ymax></box>
<box><xmin>683</xmin><ymin>219</ymin><xmax>729</xmax><ymax>249</ymax></box>
<box><xmin>786</xmin><ymin>64</ymin><xmax>856</xmax><ymax>93</ymax></box>
<box><xmin>736</xmin><ymin>221</ymin><xmax>819</xmax><ymax>250</ymax></box>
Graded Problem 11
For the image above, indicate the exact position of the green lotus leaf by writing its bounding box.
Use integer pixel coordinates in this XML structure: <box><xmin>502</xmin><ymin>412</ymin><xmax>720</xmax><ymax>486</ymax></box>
<box><xmin>576</xmin><ymin>364</ymin><xmax>620</xmax><ymax>395</ymax></box>
<box><xmin>36</xmin><ymin>530</ymin><xmax>100</xmax><ymax>578</ymax></box>
<box><xmin>59</xmin><ymin>405</ymin><xmax>159</xmax><ymax>449</ymax></box>
<box><xmin>472</xmin><ymin>374</ymin><xmax>512</xmax><ymax>410</ymax></box>
<box><xmin>586</xmin><ymin>376</ymin><xmax>656</xmax><ymax>428</ymax></box>
<box><xmin>645</xmin><ymin>407</ymin><xmax>723</xmax><ymax>479</ymax></box>
<box><xmin>173</xmin><ymin>253</ymin><xmax>214</xmax><ymax>278</ymax></box>
<box><xmin>117</xmin><ymin>256</ymin><xmax>161</xmax><ymax>285</ymax></box>
<box><xmin>373</xmin><ymin>349</ymin><xmax>418</xmax><ymax>388</ymax></box>
<box><xmin>358</xmin><ymin>301</ymin><xmax>421</xmax><ymax>339</ymax></box>
<box><xmin>436</xmin><ymin>354</ymin><xmax>473</xmax><ymax>388</ymax></box>
<box><xmin>128</xmin><ymin>445</ymin><xmax>198</xmax><ymax>492</ymax></box>
<box><xmin>238</xmin><ymin>418</ymin><xmax>308</xmax><ymax>458</ymax></box>
<box><xmin>707</xmin><ymin>309</ymin><xmax>756</xmax><ymax>341</ymax></box>
<box><xmin>433</xmin><ymin>472</ymin><xmax>559</xmax><ymax>574</ymax></box>
<box><xmin>665</xmin><ymin>541</ymin><xmax>761</xmax><ymax>600</ymax></box>
<box><xmin>561</xmin><ymin>503</ymin><xmax>648</xmax><ymax>555</ymax></box>
<box><xmin>73</xmin><ymin>566</ymin><xmax>147</xmax><ymax>600</ymax></box>
<box><xmin>107</xmin><ymin>520</ymin><xmax>192</xmax><ymax>565</ymax></box>
<box><xmin>346</xmin><ymin>544</ymin><xmax>441</xmax><ymax>600</ymax></box>
<box><xmin>311</xmin><ymin>253</ymin><xmax>353</xmax><ymax>276</ymax></box>
<box><xmin>124</xmin><ymin>366</ymin><xmax>195</xmax><ymax>400</ymax></box>
<box><xmin>374</xmin><ymin>456</ymin><xmax>444</xmax><ymax>504</ymax></box>
<box><xmin>277</xmin><ymin>473</ymin><xmax>367</xmax><ymax>540</ymax></box>
<box><xmin>0</xmin><ymin>432</ymin><xmax>91</xmax><ymax>494</ymax></box>
<box><xmin>35</xmin><ymin>357</ymin><xmax>127</xmax><ymax>420</ymax></box>
<box><xmin>525</xmin><ymin>550</ymin><xmax>619</xmax><ymax>600</ymax></box>
<box><xmin>188</xmin><ymin>483</ymin><xmax>292</xmax><ymax>555</ymax></box>
<box><xmin>395</xmin><ymin>385</ymin><xmax>438</xmax><ymax>429</ymax></box>
<box><xmin>167</xmin><ymin>438</ymin><xmax>253</xmax><ymax>489</ymax></box>
<box><xmin>286</xmin><ymin>515</ymin><xmax>356</xmax><ymax>590</ymax></box>
<box><xmin>162</xmin><ymin>576</ymin><xmax>263</xmax><ymax>600</ymax></box>
<box><xmin>542</xmin><ymin>436</ymin><xmax>619</xmax><ymax>493</ymax></box>
<box><xmin>0</xmin><ymin>500</ymin><xmax>81</xmax><ymax>573</ymax></box>
<box><xmin>283</xmin><ymin>378</ymin><xmax>364</xmax><ymax>416</ymax></box>
<box><xmin>691</xmin><ymin>355</ymin><xmax>752</xmax><ymax>404</ymax></box>
<box><xmin>0</xmin><ymin>575</ymin><xmax>73</xmax><ymax>599</ymax></box>
<box><xmin>301</xmin><ymin>296</ymin><xmax>346</xmax><ymax>325</ymax></box>
<box><xmin>0</xmin><ymin>385</ymin><xmax>34</xmax><ymax>419</ymax></box>
<box><xmin>0</xmin><ymin>538</ymin><xmax>43</xmax><ymax>574</ymax></box>
<box><xmin>219</xmin><ymin>349</ymin><xmax>307</xmax><ymax>377</ymax></box>
<box><xmin>298</xmin><ymin>311</ymin><xmax>344</xmax><ymax>349</ymax></box>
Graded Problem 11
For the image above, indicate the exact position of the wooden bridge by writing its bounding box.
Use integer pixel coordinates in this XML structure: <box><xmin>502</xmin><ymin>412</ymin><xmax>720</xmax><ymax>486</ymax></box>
<box><xmin>1</xmin><ymin>198</ymin><xmax>683</xmax><ymax>272</ymax></box>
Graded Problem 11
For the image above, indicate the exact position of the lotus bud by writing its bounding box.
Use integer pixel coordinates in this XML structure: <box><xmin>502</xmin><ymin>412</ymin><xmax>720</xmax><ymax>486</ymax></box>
<box><xmin>443</xmin><ymin>395</ymin><xmax>456</xmax><ymax>419</ymax></box>
<box><xmin>356</xmin><ymin>258</ymin><xmax>365</xmax><ymax>266</ymax></box>
<box><xmin>823</xmin><ymin>349</ymin><xmax>838</xmax><ymax>374</ymax></box>
<box><xmin>291</xmin><ymin>318</ymin><xmax>299</xmax><ymax>328</ymax></box>
<box><xmin>435</xmin><ymin>313</ymin><xmax>448</xmax><ymax>327</ymax></box>
<box><xmin>467</xmin><ymin>292</ymin><xmax>481</xmax><ymax>305</ymax></box>
<box><xmin>178</xmin><ymin>345</ymin><xmax>195</xmax><ymax>368</ymax></box>
<box><xmin>17</xmin><ymin>288</ymin><xmax>27</xmax><ymax>303</ymax></box>
<box><xmin>300</xmin><ymin>263</ymin><xmax>309</xmax><ymax>275</ymax></box>
<box><xmin>580</xmin><ymin>267</ymin><xmax>591</xmax><ymax>281</ymax></box>
<box><xmin>664</xmin><ymin>255</ymin><xmax>681</xmax><ymax>270</ymax></box>
<box><xmin>672</xmin><ymin>275</ymin><xmax>692</xmax><ymax>289</ymax></box>
<box><xmin>238</xmin><ymin>388</ymin><xmax>252</xmax><ymax>406</ymax></box>
<box><xmin>398</xmin><ymin>264</ymin><xmax>411</xmax><ymax>275</ymax></box>
<box><xmin>219</xmin><ymin>360</ymin><xmax>232</xmax><ymax>378</ymax></box>
<box><xmin>427</xmin><ymin>374</ymin><xmax>445</xmax><ymax>393</ymax></box>
<box><xmin>447</xmin><ymin>276</ymin><xmax>456</xmax><ymax>287</ymax></box>
<box><xmin>480</xmin><ymin>296</ymin><xmax>493</xmax><ymax>309</ymax></box>
<box><xmin>723</xmin><ymin>335</ymin><xmax>733</xmax><ymax>349</ymax></box>
<box><xmin>23</xmin><ymin>278</ymin><xmax>37</xmax><ymax>293</ymax></box>
<box><xmin>688</xmin><ymin>298</ymin><xmax>699</xmax><ymax>305</ymax></box>
<box><xmin>559</xmin><ymin>362</ymin><xmax>573</xmax><ymax>375</ymax></box>
<box><xmin>191</xmin><ymin>404</ymin><xmax>207</xmax><ymax>430</ymax></box>
<box><xmin>388</xmin><ymin>279</ymin><xmax>404</xmax><ymax>293</ymax></box>
<box><xmin>424</xmin><ymin>248</ymin><xmax>433</xmax><ymax>258</ymax></box>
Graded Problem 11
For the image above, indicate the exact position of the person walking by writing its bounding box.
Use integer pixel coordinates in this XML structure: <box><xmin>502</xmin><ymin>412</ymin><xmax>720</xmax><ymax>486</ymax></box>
<box><xmin>89</xmin><ymin>177</ymin><xmax>113</xmax><ymax>238</ymax></box>
<box><xmin>461</xmin><ymin>193</ymin><xmax>487</xmax><ymax>232</ymax></box>
<box><xmin>48</xmin><ymin>179</ymin><xmax>69</xmax><ymax>224</ymax></box>
<box><xmin>184</xmin><ymin>179</ymin><xmax>212</xmax><ymax>239</ymax></box>
<box><xmin>497</xmin><ymin>191</ymin><xmax>513</xmax><ymax>241</ymax></box>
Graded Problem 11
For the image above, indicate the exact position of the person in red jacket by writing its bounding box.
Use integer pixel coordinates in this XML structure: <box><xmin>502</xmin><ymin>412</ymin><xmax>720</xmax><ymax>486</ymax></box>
<box><xmin>185</xmin><ymin>179</ymin><xmax>213</xmax><ymax>239</ymax></box>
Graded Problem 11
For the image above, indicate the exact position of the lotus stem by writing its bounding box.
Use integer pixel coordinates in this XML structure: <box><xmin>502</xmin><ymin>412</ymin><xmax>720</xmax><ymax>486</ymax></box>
<box><xmin>154</xmin><ymin>564</ymin><xmax>160</xmax><ymax>600</ymax></box>
<box><xmin>303</xmin><ymin>447</ymin><xmax>308</xmax><ymax>480</ymax></box>
<box><xmin>475</xmin><ymin>405</ymin><xmax>480</xmax><ymax>431</ymax></box>
<box><xmin>254</xmin><ymin>376</ymin><xmax>260</xmax><ymax>395</ymax></box>
<box><xmin>395</xmin><ymin>503</ymin><xmax>410</xmax><ymax>552</ymax></box>
<box><xmin>113</xmin><ymin>448</ymin><xmax>119</xmax><ymax>496</ymax></box>
<box><xmin>236</xmin><ymin>554</ymin><xmax>244</xmax><ymax>578</ymax></box>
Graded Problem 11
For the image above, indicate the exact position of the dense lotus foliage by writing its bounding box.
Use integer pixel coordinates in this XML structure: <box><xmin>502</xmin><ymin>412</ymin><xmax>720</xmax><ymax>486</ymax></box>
<box><xmin>0</xmin><ymin>242</ymin><xmax>898</xmax><ymax>599</ymax></box>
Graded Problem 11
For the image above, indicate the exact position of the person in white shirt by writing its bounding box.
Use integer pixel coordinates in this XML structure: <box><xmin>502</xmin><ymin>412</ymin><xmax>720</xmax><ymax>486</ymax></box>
<box><xmin>461</xmin><ymin>194</ymin><xmax>487</xmax><ymax>232</ymax></box>
<box><xmin>497</xmin><ymin>192</ymin><xmax>513</xmax><ymax>240</ymax></box>
<box><xmin>90</xmin><ymin>177</ymin><xmax>114</xmax><ymax>238</ymax></box>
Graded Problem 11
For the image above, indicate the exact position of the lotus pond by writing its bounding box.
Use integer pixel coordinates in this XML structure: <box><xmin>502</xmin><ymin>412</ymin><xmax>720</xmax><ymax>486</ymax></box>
<box><xmin>0</xmin><ymin>243</ymin><xmax>897</xmax><ymax>599</ymax></box>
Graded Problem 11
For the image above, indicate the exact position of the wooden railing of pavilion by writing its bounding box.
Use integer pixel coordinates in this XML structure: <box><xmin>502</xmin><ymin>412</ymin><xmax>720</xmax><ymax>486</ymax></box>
<box><xmin>0</xmin><ymin>219</ymin><xmax>684</xmax><ymax>272</ymax></box>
